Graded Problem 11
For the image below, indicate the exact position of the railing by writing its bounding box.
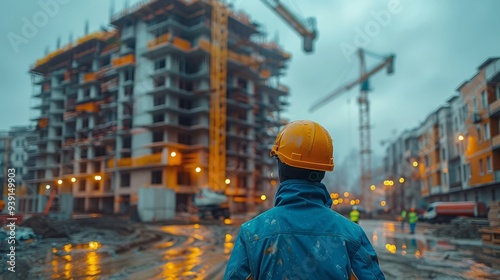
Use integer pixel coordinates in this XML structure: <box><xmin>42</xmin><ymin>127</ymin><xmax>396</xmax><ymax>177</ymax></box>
<box><xmin>83</xmin><ymin>72</ymin><xmax>96</xmax><ymax>83</ymax></box>
<box><xmin>112</xmin><ymin>54</ymin><xmax>135</xmax><ymax>67</ymax></box>
<box><xmin>147</xmin><ymin>33</ymin><xmax>192</xmax><ymax>50</ymax></box>
<box><xmin>107</xmin><ymin>153</ymin><xmax>163</xmax><ymax>168</ymax></box>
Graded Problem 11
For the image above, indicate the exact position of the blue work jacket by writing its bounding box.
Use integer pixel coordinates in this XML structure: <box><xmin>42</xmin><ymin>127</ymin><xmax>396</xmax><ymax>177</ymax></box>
<box><xmin>224</xmin><ymin>179</ymin><xmax>385</xmax><ymax>279</ymax></box>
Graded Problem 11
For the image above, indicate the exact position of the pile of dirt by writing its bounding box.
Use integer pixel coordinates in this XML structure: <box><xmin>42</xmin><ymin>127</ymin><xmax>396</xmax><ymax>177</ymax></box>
<box><xmin>432</xmin><ymin>218</ymin><xmax>483</xmax><ymax>239</ymax></box>
<box><xmin>22</xmin><ymin>215</ymin><xmax>79</xmax><ymax>238</ymax></box>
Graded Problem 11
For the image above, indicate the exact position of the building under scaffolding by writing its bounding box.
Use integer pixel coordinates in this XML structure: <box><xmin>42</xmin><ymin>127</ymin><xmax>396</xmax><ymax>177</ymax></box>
<box><xmin>28</xmin><ymin>0</ymin><xmax>290</xmax><ymax>215</ymax></box>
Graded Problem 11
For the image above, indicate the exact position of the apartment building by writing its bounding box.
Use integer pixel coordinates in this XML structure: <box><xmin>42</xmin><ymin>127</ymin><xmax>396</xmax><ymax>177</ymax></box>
<box><xmin>0</xmin><ymin>126</ymin><xmax>38</xmax><ymax>213</ymax></box>
<box><xmin>383</xmin><ymin>128</ymin><xmax>421</xmax><ymax>211</ymax></box>
<box><xmin>28</xmin><ymin>0</ymin><xmax>289</xmax><ymax>215</ymax></box>
<box><xmin>417</xmin><ymin>106</ymin><xmax>453</xmax><ymax>202</ymax></box>
<box><xmin>384</xmin><ymin>57</ymin><xmax>500</xmax><ymax>208</ymax></box>
<box><xmin>457</xmin><ymin>57</ymin><xmax>500</xmax><ymax>204</ymax></box>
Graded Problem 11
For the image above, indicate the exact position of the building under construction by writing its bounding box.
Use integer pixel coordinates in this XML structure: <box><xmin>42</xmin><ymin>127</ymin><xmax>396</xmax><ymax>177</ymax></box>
<box><xmin>28</xmin><ymin>0</ymin><xmax>290</xmax><ymax>215</ymax></box>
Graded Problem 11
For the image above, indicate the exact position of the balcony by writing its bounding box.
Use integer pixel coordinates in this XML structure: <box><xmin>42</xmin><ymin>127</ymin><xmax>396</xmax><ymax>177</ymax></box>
<box><xmin>489</xmin><ymin>99</ymin><xmax>500</xmax><ymax>117</ymax></box>
<box><xmin>112</xmin><ymin>54</ymin><xmax>135</xmax><ymax>69</ymax></box>
<box><xmin>492</xmin><ymin>134</ymin><xmax>500</xmax><ymax>150</ymax></box>
<box><xmin>106</xmin><ymin>153</ymin><xmax>164</xmax><ymax>169</ymax></box>
<box><xmin>82</xmin><ymin>72</ymin><xmax>97</xmax><ymax>84</ymax></box>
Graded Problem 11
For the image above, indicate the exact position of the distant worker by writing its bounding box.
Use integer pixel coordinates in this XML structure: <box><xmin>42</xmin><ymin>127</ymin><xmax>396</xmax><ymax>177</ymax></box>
<box><xmin>350</xmin><ymin>205</ymin><xmax>360</xmax><ymax>224</ymax></box>
<box><xmin>408</xmin><ymin>208</ymin><xmax>418</xmax><ymax>234</ymax></box>
<box><xmin>224</xmin><ymin>120</ymin><xmax>385</xmax><ymax>279</ymax></box>
<box><xmin>400</xmin><ymin>209</ymin><xmax>407</xmax><ymax>230</ymax></box>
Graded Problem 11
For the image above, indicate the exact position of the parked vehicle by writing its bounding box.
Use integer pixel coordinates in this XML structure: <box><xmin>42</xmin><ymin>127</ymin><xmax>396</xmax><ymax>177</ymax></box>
<box><xmin>423</xmin><ymin>201</ymin><xmax>488</xmax><ymax>223</ymax></box>
<box><xmin>193</xmin><ymin>188</ymin><xmax>230</xmax><ymax>220</ymax></box>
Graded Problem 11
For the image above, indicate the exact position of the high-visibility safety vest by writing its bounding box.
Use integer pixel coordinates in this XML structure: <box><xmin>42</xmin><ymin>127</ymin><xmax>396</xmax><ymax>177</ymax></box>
<box><xmin>350</xmin><ymin>210</ymin><xmax>360</xmax><ymax>222</ymax></box>
<box><xmin>408</xmin><ymin>211</ymin><xmax>418</xmax><ymax>224</ymax></box>
<box><xmin>401</xmin><ymin>210</ymin><xmax>407</xmax><ymax>219</ymax></box>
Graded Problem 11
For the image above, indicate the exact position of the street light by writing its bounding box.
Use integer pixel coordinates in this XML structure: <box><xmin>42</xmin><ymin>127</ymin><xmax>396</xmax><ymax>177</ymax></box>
<box><xmin>458</xmin><ymin>134</ymin><xmax>464</xmax><ymax>141</ymax></box>
<box><xmin>57</xmin><ymin>179</ymin><xmax>63</xmax><ymax>185</ymax></box>
<box><xmin>343</xmin><ymin>192</ymin><xmax>349</xmax><ymax>197</ymax></box>
<box><xmin>71</xmin><ymin>177</ymin><xmax>76</xmax><ymax>183</ymax></box>
<box><xmin>381</xmin><ymin>201</ymin><xmax>386</xmax><ymax>207</ymax></box>
<box><xmin>399</xmin><ymin>177</ymin><xmax>405</xmax><ymax>184</ymax></box>
<box><xmin>94</xmin><ymin>175</ymin><xmax>102</xmax><ymax>181</ymax></box>
<box><xmin>170</xmin><ymin>152</ymin><xmax>177</xmax><ymax>157</ymax></box>
<box><xmin>261</xmin><ymin>194</ymin><xmax>267</xmax><ymax>201</ymax></box>
<box><xmin>195</xmin><ymin>167</ymin><xmax>201</xmax><ymax>173</ymax></box>
<box><xmin>225</xmin><ymin>178</ymin><xmax>231</xmax><ymax>185</ymax></box>
<box><xmin>45</xmin><ymin>184</ymin><xmax>51</xmax><ymax>189</ymax></box>
<box><xmin>370</xmin><ymin>185</ymin><xmax>376</xmax><ymax>191</ymax></box>
<box><xmin>412</xmin><ymin>161</ymin><xmax>418</xmax><ymax>167</ymax></box>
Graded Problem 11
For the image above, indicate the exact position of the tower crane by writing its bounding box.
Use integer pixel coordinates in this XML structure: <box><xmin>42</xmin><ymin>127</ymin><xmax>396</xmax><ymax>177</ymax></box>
<box><xmin>260</xmin><ymin>0</ymin><xmax>317</xmax><ymax>53</ymax></box>
<box><xmin>209</xmin><ymin>0</ymin><xmax>317</xmax><ymax>192</ymax></box>
<box><xmin>309</xmin><ymin>49</ymin><xmax>395</xmax><ymax>213</ymax></box>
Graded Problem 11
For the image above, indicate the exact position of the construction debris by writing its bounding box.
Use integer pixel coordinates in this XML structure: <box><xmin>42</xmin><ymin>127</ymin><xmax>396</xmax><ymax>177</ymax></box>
<box><xmin>22</xmin><ymin>215</ymin><xmax>75</xmax><ymax>238</ymax></box>
<box><xmin>489</xmin><ymin>201</ymin><xmax>500</xmax><ymax>227</ymax></box>
<box><xmin>431</xmin><ymin>218</ymin><xmax>484</xmax><ymax>239</ymax></box>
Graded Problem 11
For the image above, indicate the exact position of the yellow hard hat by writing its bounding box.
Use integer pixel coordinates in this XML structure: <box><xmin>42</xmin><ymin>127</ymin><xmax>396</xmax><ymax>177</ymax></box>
<box><xmin>270</xmin><ymin>120</ymin><xmax>334</xmax><ymax>171</ymax></box>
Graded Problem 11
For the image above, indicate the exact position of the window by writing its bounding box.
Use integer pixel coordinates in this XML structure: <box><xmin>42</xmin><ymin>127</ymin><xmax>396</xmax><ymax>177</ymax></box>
<box><xmin>154</xmin><ymin>58</ymin><xmax>166</xmax><ymax>70</ymax></box>
<box><xmin>151</xmin><ymin>170</ymin><xmax>162</xmax><ymax>184</ymax></box>
<box><xmin>93</xmin><ymin>181</ymin><xmax>100</xmax><ymax>191</ymax></box>
<box><xmin>487</xmin><ymin>156</ymin><xmax>492</xmax><ymax>173</ymax></box>
<box><xmin>94</xmin><ymin>162</ymin><xmax>101</xmax><ymax>172</ymax></box>
<box><xmin>479</xmin><ymin>159</ymin><xmax>484</xmax><ymax>175</ymax></box>
<box><xmin>473</xmin><ymin>97</ymin><xmax>478</xmax><ymax>112</ymax></box>
<box><xmin>482</xmin><ymin>90</ymin><xmax>487</xmax><ymax>109</ymax></box>
<box><xmin>484</xmin><ymin>123</ymin><xmax>490</xmax><ymax>140</ymax></box>
<box><xmin>80</xmin><ymin>163</ymin><xmax>87</xmax><ymax>173</ymax></box>
<box><xmin>154</xmin><ymin>76</ymin><xmax>165</xmax><ymax>87</ymax></box>
<box><xmin>153</xmin><ymin>131</ymin><xmax>163</xmax><ymax>142</ymax></box>
<box><xmin>178</xmin><ymin>133</ymin><xmax>191</xmax><ymax>145</ymax></box>
<box><xmin>153</xmin><ymin>114</ymin><xmax>164</xmax><ymax>123</ymax></box>
<box><xmin>441</xmin><ymin>148</ymin><xmax>446</xmax><ymax>161</ymax></box>
<box><xmin>79</xmin><ymin>180</ymin><xmax>86</xmax><ymax>191</ymax></box>
<box><xmin>153</xmin><ymin>95</ymin><xmax>165</xmax><ymax>106</ymax></box>
<box><xmin>497</xmin><ymin>86</ymin><xmax>500</xmax><ymax>100</ymax></box>
<box><xmin>124</xmin><ymin>69</ymin><xmax>134</xmax><ymax>81</ymax></box>
<box><xmin>177</xmin><ymin>171</ymin><xmax>191</xmax><ymax>185</ymax></box>
<box><xmin>122</xmin><ymin>137</ymin><xmax>131</xmax><ymax>149</ymax></box>
<box><xmin>84</xmin><ymin>88</ymin><xmax>91</xmax><ymax>98</ymax></box>
<box><xmin>120</xmin><ymin>173</ymin><xmax>130</xmax><ymax>187</ymax></box>
<box><xmin>477</xmin><ymin>125</ymin><xmax>482</xmax><ymax>142</ymax></box>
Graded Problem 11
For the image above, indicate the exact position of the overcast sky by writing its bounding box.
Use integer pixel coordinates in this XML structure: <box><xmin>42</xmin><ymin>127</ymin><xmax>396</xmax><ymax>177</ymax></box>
<box><xmin>1</xmin><ymin>0</ymin><xmax>499</xmax><ymax>165</ymax></box>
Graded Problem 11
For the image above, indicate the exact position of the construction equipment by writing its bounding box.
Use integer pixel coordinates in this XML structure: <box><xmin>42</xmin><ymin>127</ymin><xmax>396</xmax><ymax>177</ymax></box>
<box><xmin>309</xmin><ymin>48</ymin><xmax>395</xmax><ymax>213</ymax></box>
<box><xmin>209</xmin><ymin>0</ymin><xmax>318</xmax><ymax>193</ymax></box>
<box><xmin>193</xmin><ymin>187</ymin><xmax>230</xmax><ymax>220</ymax></box>
<box><xmin>260</xmin><ymin>0</ymin><xmax>317</xmax><ymax>53</ymax></box>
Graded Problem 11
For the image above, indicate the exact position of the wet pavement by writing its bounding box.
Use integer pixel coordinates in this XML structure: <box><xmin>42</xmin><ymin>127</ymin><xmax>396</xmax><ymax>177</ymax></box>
<box><xmin>20</xmin><ymin>218</ymin><xmax>500</xmax><ymax>279</ymax></box>
<box><xmin>360</xmin><ymin>220</ymin><xmax>500</xmax><ymax>279</ymax></box>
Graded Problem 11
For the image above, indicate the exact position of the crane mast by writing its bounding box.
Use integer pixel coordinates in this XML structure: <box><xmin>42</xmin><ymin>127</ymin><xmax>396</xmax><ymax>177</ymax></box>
<box><xmin>209</xmin><ymin>0</ymin><xmax>228</xmax><ymax>191</ymax></box>
<box><xmin>260</xmin><ymin>0</ymin><xmax>317</xmax><ymax>52</ymax></box>
<box><xmin>309</xmin><ymin>49</ymin><xmax>395</xmax><ymax>213</ymax></box>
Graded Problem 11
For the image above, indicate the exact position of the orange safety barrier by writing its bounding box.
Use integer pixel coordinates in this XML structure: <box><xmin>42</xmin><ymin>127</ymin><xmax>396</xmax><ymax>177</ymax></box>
<box><xmin>83</xmin><ymin>72</ymin><xmax>96</xmax><ymax>82</ymax></box>
<box><xmin>38</xmin><ymin>118</ymin><xmax>49</xmax><ymax>128</ymax></box>
<box><xmin>112</xmin><ymin>54</ymin><xmax>135</xmax><ymax>67</ymax></box>
<box><xmin>75</xmin><ymin>102</ymin><xmax>98</xmax><ymax>113</ymax></box>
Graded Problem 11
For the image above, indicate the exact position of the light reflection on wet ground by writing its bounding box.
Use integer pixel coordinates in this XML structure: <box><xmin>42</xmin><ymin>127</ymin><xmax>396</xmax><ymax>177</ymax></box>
<box><xmin>362</xmin><ymin>220</ymin><xmax>500</xmax><ymax>279</ymax></box>
<box><xmin>26</xmin><ymin>220</ymin><xmax>500</xmax><ymax>279</ymax></box>
<box><xmin>30</xmin><ymin>224</ymin><xmax>237</xmax><ymax>280</ymax></box>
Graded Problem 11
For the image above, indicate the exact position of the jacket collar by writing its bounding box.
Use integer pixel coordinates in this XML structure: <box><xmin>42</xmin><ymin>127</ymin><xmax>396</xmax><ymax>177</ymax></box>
<box><xmin>274</xmin><ymin>179</ymin><xmax>333</xmax><ymax>208</ymax></box>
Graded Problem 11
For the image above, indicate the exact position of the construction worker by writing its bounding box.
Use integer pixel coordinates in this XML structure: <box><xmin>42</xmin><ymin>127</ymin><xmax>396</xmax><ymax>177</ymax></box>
<box><xmin>408</xmin><ymin>208</ymin><xmax>418</xmax><ymax>234</ymax></box>
<box><xmin>350</xmin><ymin>205</ymin><xmax>360</xmax><ymax>224</ymax></box>
<box><xmin>401</xmin><ymin>209</ymin><xmax>407</xmax><ymax>230</ymax></box>
<box><xmin>224</xmin><ymin>120</ymin><xmax>385</xmax><ymax>280</ymax></box>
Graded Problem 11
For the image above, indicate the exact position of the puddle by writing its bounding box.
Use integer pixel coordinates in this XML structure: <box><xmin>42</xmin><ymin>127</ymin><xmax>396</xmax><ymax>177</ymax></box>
<box><xmin>367</xmin><ymin>221</ymin><xmax>500</xmax><ymax>278</ymax></box>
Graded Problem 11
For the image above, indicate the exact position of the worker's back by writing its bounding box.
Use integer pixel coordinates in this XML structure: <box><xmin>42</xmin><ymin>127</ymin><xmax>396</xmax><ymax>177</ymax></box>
<box><xmin>224</xmin><ymin>180</ymin><xmax>384</xmax><ymax>279</ymax></box>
